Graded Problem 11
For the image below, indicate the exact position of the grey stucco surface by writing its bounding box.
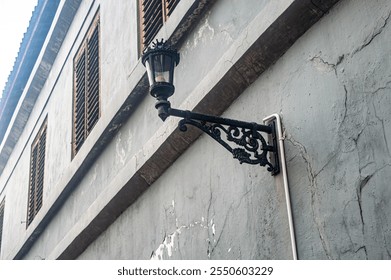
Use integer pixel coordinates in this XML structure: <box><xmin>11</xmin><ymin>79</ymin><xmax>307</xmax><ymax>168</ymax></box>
<box><xmin>279</xmin><ymin>0</ymin><xmax>391</xmax><ymax>259</ymax></box>
<box><xmin>77</xmin><ymin>0</ymin><xmax>391</xmax><ymax>259</ymax></box>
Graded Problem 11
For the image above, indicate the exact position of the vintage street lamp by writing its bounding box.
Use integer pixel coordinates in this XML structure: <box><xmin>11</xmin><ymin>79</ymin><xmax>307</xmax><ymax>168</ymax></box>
<box><xmin>142</xmin><ymin>39</ymin><xmax>280</xmax><ymax>175</ymax></box>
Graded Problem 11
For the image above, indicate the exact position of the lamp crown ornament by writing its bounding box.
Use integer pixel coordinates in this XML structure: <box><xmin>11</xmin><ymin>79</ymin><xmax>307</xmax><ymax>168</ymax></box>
<box><xmin>145</xmin><ymin>39</ymin><xmax>179</xmax><ymax>56</ymax></box>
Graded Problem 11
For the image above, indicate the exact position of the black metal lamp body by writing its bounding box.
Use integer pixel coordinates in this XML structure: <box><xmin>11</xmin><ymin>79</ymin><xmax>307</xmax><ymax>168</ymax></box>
<box><xmin>142</xmin><ymin>39</ymin><xmax>179</xmax><ymax>98</ymax></box>
<box><xmin>142</xmin><ymin>39</ymin><xmax>280</xmax><ymax>175</ymax></box>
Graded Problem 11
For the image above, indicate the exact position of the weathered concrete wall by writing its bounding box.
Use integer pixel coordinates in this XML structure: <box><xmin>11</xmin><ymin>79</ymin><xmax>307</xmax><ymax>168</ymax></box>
<box><xmin>281</xmin><ymin>0</ymin><xmax>391</xmax><ymax>259</ymax></box>
<box><xmin>77</xmin><ymin>0</ymin><xmax>391</xmax><ymax>260</ymax></box>
<box><xmin>2</xmin><ymin>0</ymin><xmax>390</xmax><ymax>260</ymax></box>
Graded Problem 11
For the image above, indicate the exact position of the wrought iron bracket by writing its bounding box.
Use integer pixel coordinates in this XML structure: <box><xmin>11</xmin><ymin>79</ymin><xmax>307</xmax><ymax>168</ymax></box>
<box><xmin>156</xmin><ymin>99</ymin><xmax>280</xmax><ymax>175</ymax></box>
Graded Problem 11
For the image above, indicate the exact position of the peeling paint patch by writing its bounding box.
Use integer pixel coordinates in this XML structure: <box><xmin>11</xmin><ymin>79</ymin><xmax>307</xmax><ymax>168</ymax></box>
<box><xmin>115</xmin><ymin>132</ymin><xmax>126</xmax><ymax>166</ymax></box>
<box><xmin>309</xmin><ymin>54</ymin><xmax>344</xmax><ymax>74</ymax></box>
<box><xmin>151</xmin><ymin>226</ymin><xmax>185</xmax><ymax>260</ymax></box>
<box><xmin>186</xmin><ymin>16</ymin><xmax>215</xmax><ymax>51</ymax></box>
<box><xmin>196</xmin><ymin>18</ymin><xmax>214</xmax><ymax>43</ymax></box>
<box><xmin>310</xmin><ymin>56</ymin><xmax>335</xmax><ymax>73</ymax></box>
<box><xmin>150</xmin><ymin>218</ymin><xmax>209</xmax><ymax>260</ymax></box>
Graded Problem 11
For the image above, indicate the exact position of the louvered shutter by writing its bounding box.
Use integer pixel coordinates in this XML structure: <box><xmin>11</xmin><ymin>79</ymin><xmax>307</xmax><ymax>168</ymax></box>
<box><xmin>74</xmin><ymin>51</ymin><xmax>87</xmax><ymax>154</ymax></box>
<box><xmin>0</xmin><ymin>199</ymin><xmax>5</xmax><ymax>252</ymax></box>
<box><xmin>87</xmin><ymin>22</ymin><xmax>100</xmax><ymax>134</ymax></box>
<box><xmin>27</xmin><ymin>144</ymin><xmax>38</xmax><ymax>226</ymax></box>
<box><xmin>73</xmin><ymin>13</ymin><xmax>100</xmax><ymax>156</ymax></box>
<box><xmin>35</xmin><ymin>127</ymin><xmax>46</xmax><ymax>213</ymax></box>
<box><xmin>27</xmin><ymin>124</ymin><xmax>47</xmax><ymax>226</ymax></box>
<box><xmin>140</xmin><ymin>0</ymin><xmax>163</xmax><ymax>50</ymax></box>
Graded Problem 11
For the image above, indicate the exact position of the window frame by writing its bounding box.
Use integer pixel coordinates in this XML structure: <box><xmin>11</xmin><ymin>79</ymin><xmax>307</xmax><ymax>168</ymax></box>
<box><xmin>26</xmin><ymin>119</ymin><xmax>47</xmax><ymax>228</ymax></box>
<box><xmin>72</xmin><ymin>11</ymin><xmax>101</xmax><ymax>158</ymax></box>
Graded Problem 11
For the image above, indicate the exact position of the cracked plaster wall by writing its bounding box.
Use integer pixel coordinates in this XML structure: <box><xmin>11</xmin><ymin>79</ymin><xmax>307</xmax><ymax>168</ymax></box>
<box><xmin>78</xmin><ymin>0</ymin><xmax>391</xmax><ymax>260</ymax></box>
<box><xmin>280</xmin><ymin>0</ymin><xmax>391</xmax><ymax>259</ymax></box>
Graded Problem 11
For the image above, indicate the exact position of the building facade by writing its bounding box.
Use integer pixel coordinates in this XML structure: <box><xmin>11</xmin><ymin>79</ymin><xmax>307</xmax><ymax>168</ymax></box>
<box><xmin>0</xmin><ymin>0</ymin><xmax>390</xmax><ymax>260</ymax></box>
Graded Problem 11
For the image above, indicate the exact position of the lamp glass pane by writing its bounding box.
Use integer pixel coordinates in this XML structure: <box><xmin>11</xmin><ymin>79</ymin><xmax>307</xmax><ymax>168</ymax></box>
<box><xmin>145</xmin><ymin>60</ymin><xmax>155</xmax><ymax>86</ymax></box>
<box><xmin>153</xmin><ymin>54</ymin><xmax>172</xmax><ymax>83</ymax></box>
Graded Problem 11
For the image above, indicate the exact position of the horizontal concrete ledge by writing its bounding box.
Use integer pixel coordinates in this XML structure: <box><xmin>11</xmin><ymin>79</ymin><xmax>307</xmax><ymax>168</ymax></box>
<box><xmin>0</xmin><ymin>0</ymin><xmax>62</xmax><ymax>177</ymax></box>
<box><xmin>50</xmin><ymin>0</ymin><xmax>340</xmax><ymax>259</ymax></box>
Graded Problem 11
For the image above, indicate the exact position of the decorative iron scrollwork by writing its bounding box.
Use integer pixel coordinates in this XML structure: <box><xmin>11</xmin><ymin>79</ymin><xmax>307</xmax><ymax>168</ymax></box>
<box><xmin>177</xmin><ymin>118</ymin><xmax>279</xmax><ymax>174</ymax></box>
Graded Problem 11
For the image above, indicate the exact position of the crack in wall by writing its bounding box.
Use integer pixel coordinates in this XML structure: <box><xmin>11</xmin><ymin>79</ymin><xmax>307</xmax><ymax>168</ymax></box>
<box><xmin>341</xmin><ymin>200</ymin><xmax>366</xmax><ymax>258</ymax></box>
<box><xmin>357</xmin><ymin>164</ymin><xmax>391</xmax><ymax>257</ymax></box>
<box><xmin>152</xmin><ymin>181</ymin><xmax>230</xmax><ymax>260</ymax></box>
<box><xmin>341</xmin><ymin>85</ymin><xmax>348</xmax><ymax>124</ymax></box>
<box><xmin>207</xmin><ymin>187</ymin><xmax>252</xmax><ymax>258</ymax></box>
<box><xmin>352</xmin><ymin>10</ymin><xmax>391</xmax><ymax>55</ymax></box>
<box><xmin>338</xmin><ymin>81</ymin><xmax>391</xmax><ymax>258</ymax></box>
<box><xmin>229</xmin><ymin>29</ymin><xmax>249</xmax><ymax>65</ymax></box>
<box><xmin>285</xmin><ymin>135</ymin><xmax>332</xmax><ymax>259</ymax></box>
<box><xmin>224</xmin><ymin>29</ymin><xmax>251</xmax><ymax>86</ymax></box>
<box><xmin>379</xmin><ymin>211</ymin><xmax>391</xmax><ymax>259</ymax></box>
<box><xmin>311</xmin><ymin>9</ymin><xmax>390</xmax><ymax>71</ymax></box>
<box><xmin>314</xmin><ymin>153</ymin><xmax>338</xmax><ymax>179</ymax></box>
<box><xmin>376</xmin><ymin>114</ymin><xmax>391</xmax><ymax>158</ymax></box>
<box><xmin>355</xmin><ymin>246</ymin><xmax>368</xmax><ymax>258</ymax></box>
<box><xmin>369</xmin><ymin>80</ymin><xmax>391</xmax><ymax>96</ymax></box>
<box><xmin>305</xmin><ymin>41</ymin><xmax>391</xmax><ymax>259</ymax></box>
<box><xmin>356</xmin><ymin>174</ymin><xmax>372</xmax><ymax>247</ymax></box>
<box><xmin>309</xmin><ymin>54</ymin><xmax>345</xmax><ymax>75</ymax></box>
<box><xmin>150</xmin><ymin>218</ymin><xmax>210</xmax><ymax>260</ymax></box>
<box><xmin>372</xmin><ymin>85</ymin><xmax>391</xmax><ymax>158</ymax></box>
<box><xmin>282</xmin><ymin>2</ymin><xmax>391</xmax><ymax>260</ymax></box>
<box><xmin>208</xmin><ymin>206</ymin><xmax>230</xmax><ymax>258</ymax></box>
<box><xmin>337</xmin><ymin>81</ymin><xmax>391</xmax><ymax>258</ymax></box>
<box><xmin>206</xmin><ymin>175</ymin><xmax>215</xmax><ymax>259</ymax></box>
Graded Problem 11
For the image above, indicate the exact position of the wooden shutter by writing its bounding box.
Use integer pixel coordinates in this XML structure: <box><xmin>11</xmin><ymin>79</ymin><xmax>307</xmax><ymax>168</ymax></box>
<box><xmin>74</xmin><ymin>51</ymin><xmax>87</xmax><ymax>153</ymax></box>
<box><xmin>27</xmin><ymin>123</ymin><xmax>47</xmax><ymax>227</ymax></box>
<box><xmin>140</xmin><ymin>0</ymin><xmax>163</xmax><ymax>51</ymax></box>
<box><xmin>73</xmin><ymin>13</ymin><xmax>100</xmax><ymax>156</ymax></box>
<box><xmin>0</xmin><ymin>198</ymin><xmax>4</xmax><ymax>252</ymax></box>
<box><xmin>27</xmin><ymin>143</ymin><xmax>38</xmax><ymax>225</ymax></box>
<box><xmin>86</xmin><ymin>21</ymin><xmax>100</xmax><ymax>134</ymax></box>
<box><xmin>36</xmin><ymin>127</ymin><xmax>46</xmax><ymax>212</ymax></box>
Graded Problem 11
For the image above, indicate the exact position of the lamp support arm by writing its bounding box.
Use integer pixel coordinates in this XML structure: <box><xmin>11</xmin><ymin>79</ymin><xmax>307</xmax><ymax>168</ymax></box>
<box><xmin>155</xmin><ymin>99</ymin><xmax>280</xmax><ymax>175</ymax></box>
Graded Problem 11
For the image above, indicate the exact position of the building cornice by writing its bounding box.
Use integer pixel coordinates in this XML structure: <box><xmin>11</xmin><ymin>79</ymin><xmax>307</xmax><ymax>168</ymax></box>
<box><xmin>0</xmin><ymin>0</ymin><xmax>61</xmax><ymax>177</ymax></box>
